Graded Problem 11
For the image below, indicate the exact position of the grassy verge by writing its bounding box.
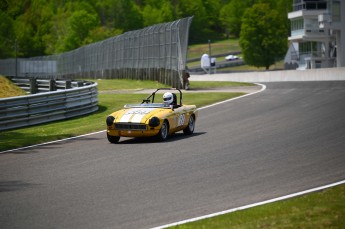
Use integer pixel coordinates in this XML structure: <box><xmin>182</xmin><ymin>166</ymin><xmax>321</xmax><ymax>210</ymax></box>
<box><xmin>187</xmin><ymin>38</ymin><xmax>285</xmax><ymax>71</ymax></box>
<box><xmin>94</xmin><ymin>79</ymin><xmax>255</xmax><ymax>90</ymax></box>
<box><xmin>0</xmin><ymin>80</ymin><xmax>244</xmax><ymax>151</ymax></box>
<box><xmin>0</xmin><ymin>75</ymin><xmax>26</xmax><ymax>98</ymax></box>
<box><xmin>190</xmin><ymin>81</ymin><xmax>254</xmax><ymax>89</ymax></box>
<box><xmin>94</xmin><ymin>79</ymin><xmax>168</xmax><ymax>91</ymax></box>
<box><xmin>220</xmin><ymin>60</ymin><xmax>285</xmax><ymax>72</ymax></box>
<box><xmin>188</xmin><ymin>38</ymin><xmax>241</xmax><ymax>60</ymax></box>
<box><xmin>170</xmin><ymin>184</ymin><xmax>345</xmax><ymax>229</ymax></box>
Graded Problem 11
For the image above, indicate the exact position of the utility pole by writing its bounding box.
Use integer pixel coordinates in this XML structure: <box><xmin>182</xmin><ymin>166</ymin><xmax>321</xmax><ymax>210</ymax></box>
<box><xmin>15</xmin><ymin>39</ymin><xmax>18</xmax><ymax>78</ymax></box>
<box><xmin>208</xmin><ymin>40</ymin><xmax>211</xmax><ymax>74</ymax></box>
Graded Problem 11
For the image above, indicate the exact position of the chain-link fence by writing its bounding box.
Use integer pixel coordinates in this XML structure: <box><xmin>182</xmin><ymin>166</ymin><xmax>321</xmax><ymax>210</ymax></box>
<box><xmin>0</xmin><ymin>17</ymin><xmax>192</xmax><ymax>88</ymax></box>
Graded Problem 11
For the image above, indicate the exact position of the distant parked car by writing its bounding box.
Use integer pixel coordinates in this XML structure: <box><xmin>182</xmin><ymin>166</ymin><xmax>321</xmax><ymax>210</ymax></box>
<box><xmin>225</xmin><ymin>54</ymin><xmax>239</xmax><ymax>61</ymax></box>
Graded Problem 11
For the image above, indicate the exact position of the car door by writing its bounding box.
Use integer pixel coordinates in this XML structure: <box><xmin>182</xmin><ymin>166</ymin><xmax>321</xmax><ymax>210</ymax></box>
<box><xmin>168</xmin><ymin>106</ymin><xmax>185</xmax><ymax>132</ymax></box>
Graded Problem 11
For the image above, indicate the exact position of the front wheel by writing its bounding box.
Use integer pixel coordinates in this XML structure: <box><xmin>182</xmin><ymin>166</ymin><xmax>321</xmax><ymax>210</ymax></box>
<box><xmin>157</xmin><ymin>120</ymin><xmax>169</xmax><ymax>141</ymax></box>
<box><xmin>183</xmin><ymin>115</ymin><xmax>195</xmax><ymax>135</ymax></box>
<box><xmin>107</xmin><ymin>133</ymin><xmax>120</xmax><ymax>143</ymax></box>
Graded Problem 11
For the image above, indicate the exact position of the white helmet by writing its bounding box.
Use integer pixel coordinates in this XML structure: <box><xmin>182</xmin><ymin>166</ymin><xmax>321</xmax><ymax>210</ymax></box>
<box><xmin>163</xmin><ymin>92</ymin><xmax>173</xmax><ymax>105</ymax></box>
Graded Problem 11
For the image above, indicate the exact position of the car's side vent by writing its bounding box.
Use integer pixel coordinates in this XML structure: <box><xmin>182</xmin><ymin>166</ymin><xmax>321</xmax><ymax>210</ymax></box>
<box><xmin>115</xmin><ymin>123</ymin><xmax>147</xmax><ymax>130</ymax></box>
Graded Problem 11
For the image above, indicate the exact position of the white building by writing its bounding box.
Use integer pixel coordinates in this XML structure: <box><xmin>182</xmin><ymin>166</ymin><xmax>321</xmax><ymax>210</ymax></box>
<box><xmin>285</xmin><ymin>0</ymin><xmax>345</xmax><ymax>69</ymax></box>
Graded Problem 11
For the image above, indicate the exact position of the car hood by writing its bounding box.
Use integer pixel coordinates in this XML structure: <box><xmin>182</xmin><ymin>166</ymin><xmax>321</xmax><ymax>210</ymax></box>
<box><xmin>113</xmin><ymin>107</ymin><xmax>167</xmax><ymax>124</ymax></box>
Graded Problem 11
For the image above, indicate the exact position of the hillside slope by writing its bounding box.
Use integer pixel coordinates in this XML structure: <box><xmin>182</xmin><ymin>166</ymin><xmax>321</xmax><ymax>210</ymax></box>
<box><xmin>0</xmin><ymin>76</ymin><xmax>26</xmax><ymax>98</ymax></box>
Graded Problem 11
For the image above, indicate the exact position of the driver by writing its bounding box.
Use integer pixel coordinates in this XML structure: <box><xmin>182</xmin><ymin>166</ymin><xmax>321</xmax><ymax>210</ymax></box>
<box><xmin>163</xmin><ymin>92</ymin><xmax>173</xmax><ymax>106</ymax></box>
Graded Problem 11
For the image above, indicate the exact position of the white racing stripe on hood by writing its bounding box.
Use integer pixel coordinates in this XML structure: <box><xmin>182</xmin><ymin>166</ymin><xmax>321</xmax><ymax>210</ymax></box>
<box><xmin>120</xmin><ymin>108</ymin><xmax>156</xmax><ymax>123</ymax></box>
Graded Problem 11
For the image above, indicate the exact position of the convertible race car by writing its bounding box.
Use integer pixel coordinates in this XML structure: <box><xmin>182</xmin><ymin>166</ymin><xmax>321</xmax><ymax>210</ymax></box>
<box><xmin>106</xmin><ymin>88</ymin><xmax>198</xmax><ymax>143</ymax></box>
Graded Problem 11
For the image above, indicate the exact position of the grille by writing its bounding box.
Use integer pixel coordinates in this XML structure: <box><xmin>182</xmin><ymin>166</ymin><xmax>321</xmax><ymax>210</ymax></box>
<box><xmin>115</xmin><ymin>123</ymin><xmax>147</xmax><ymax>131</ymax></box>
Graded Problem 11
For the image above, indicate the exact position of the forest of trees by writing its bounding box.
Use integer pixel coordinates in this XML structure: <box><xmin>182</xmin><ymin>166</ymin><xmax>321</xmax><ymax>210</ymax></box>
<box><xmin>0</xmin><ymin>0</ymin><xmax>292</xmax><ymax>59</ymax></box>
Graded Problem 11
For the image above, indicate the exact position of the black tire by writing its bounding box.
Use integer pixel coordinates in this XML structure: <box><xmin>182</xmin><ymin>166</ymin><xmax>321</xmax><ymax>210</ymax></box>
<box><xmin>157</xmin><ymin>120</ymin><xmax>169</xmax><ymax>141</ymax></box>
<box><xmin>183</xmin><ymin>115</ymin><xmax>195</xmax><ymax>135</ymax></box>
<box><xmin>107</xmin><ymin>133</ymin><xmax>120</xmax><ymax>143</ymax></box>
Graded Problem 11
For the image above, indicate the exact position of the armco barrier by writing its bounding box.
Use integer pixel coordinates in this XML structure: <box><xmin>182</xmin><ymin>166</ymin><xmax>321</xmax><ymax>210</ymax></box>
<box><xmin>0</xmin><ymin>82</ymin><xmax>98</xmax><ymax>131</ymax></box>
<box><xmin>9</xmin><ymin>77</ymin><xmax>93</xmax><ymax>94</ymax></box>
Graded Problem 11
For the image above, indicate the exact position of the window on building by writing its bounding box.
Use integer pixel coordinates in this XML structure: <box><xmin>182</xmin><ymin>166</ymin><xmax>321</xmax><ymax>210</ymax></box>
<box><xmin>291</xmin><ymin>18</ymin><xmax>304</xmax><ymax>31</ymax></box>
<box><xmin>299</xmin><ymin>42</ymin><xmax>318</xmax><ymax>53</ymax></box>
<box><xmin>293</xmin><ymin>0</ymin><xmax>328</xmax><ymax>11</ymax></box>
<box><xmin>332</xmin><ymin>1</ymin><xmax>341</xmax><ymax>22</ymax></box>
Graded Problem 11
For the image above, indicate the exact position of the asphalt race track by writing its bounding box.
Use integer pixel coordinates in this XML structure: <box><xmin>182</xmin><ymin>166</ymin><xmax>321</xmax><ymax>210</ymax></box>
<box><xmin>1</xmin><ymin>81</ymin><xmax>345</xmax><ymax>229</ymax></box>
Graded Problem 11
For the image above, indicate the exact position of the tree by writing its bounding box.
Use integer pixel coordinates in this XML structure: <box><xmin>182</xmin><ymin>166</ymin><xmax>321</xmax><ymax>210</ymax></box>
<box><xmin>142</xmin><ymin>0</ymin><xmax>174</xmax><ymax>26</ymax></box>
<box><xmin>239</xmin><ymin>3</ymin><xmax>288</xmax><ymax>69</ymax></box>
<box><xmin>176</xmin><ymin>0</ymin><xmax>208</xmax><ymax>43</ymax></box>
<box><xmin>203</xmin><ymin>0</ymin><xmax>222</xmax><ymax>33</ymax></box>
<box><xmin>62</xmin><ymin>10</ymin><xmax>99</xmax><ymax>51</ymax></box>
<box><xmin>219</xmin><ymin>1</ymin><xmax>248</xmax><ymax>38</ymax></box>
<box><xmin>113</xmin><ymin>0</ymin><xmax>143</xmax><ymax>31</ymax></box>
<box><xmin>0</xmin><ymin>10</ymin><xmax>15</xmax><ymax>58</ymax></box>
<box><xmin>0</xmin><ymin>0</ymin><xmax>292</xmax><ymax>56</ymax></box>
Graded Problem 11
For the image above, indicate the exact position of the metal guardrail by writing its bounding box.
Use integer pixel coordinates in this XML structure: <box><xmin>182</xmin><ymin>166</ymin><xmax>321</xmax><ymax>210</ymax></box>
<box><xmin>9</xmin><ymin>77</ymin><xmax>94</xmax><ymax>94</ymax></box>
<box><xmin>0</xmin><ymin>80</ymin><xmax>98</xmax><ymax>131</ymax></box>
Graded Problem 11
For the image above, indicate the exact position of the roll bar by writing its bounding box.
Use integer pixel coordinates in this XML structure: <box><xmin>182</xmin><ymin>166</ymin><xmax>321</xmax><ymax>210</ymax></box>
<box><xmin>142</xmin><ymin>88</ymin><xmax>183</xmax><ymax>105</ymax></box>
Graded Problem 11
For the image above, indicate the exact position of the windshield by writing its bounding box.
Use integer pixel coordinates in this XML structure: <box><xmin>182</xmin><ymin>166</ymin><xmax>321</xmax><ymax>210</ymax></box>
<box><xmin>124</xmin><ymin>103</ymin><xmax>169</xmax><ymax>108</ymax></box>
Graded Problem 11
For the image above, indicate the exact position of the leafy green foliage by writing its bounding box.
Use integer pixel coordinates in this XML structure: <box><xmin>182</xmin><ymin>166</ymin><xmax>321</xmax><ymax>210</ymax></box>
<box><xmin>1</xmin><ymin>0</ymin><xmax>292</xmax><ymax>62</ymax></box>
<box><xmin>142</xmin><ymin>0</ymin><xmax>174</xmax><ymax>27</ymax></box>
<box><xmin>63</xmin><ymin>10</ymin><xmax>99</xmax><ymax>50</ymax></box>
<box><xmin>0</xmin><ymin>10</ymin><xmax>15</xmax><ymax>58</ymax></box>
<box><xmin>219</xmin><ymin>1</ymin><xmax>249</xmax><ymax>38</ymax></box>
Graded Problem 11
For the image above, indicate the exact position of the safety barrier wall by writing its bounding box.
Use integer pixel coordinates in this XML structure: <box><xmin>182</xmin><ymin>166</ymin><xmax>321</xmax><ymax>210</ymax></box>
<box><xmin>9</xmin><ymin>77</ymin><xmax>94</xmax><ymax>94</ymax></box>
<box><xmin>0</xmin><ymin>17</ymin><xmax>193</xmax><ymax>88</ymax></box>
<box><xmin>189</xmin><ymin>67</ymin><xmax>345</xmax><ymax>82</ymax></box>
<box><xmin>0</xmin><ymin>81</ymin><xmax>98</xmax><ymax>131</ymax></box>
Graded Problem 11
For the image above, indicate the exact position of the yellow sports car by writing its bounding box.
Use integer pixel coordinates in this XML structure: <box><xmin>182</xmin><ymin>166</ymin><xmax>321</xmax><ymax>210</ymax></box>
<box><xmin>106</xmin><ymin>88</ymin><xmax>198</xmax><ymax>143</ymax></box>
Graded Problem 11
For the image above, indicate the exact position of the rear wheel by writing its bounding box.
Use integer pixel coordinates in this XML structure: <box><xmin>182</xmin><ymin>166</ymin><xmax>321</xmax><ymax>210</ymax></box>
<box><xmin>157</xmin><ymin>120</ymin><xmax>169</xmax><ymax>141</ymax></box>
<box><xmin>183</xmin><ymin>115</ymin><xmax>195</xmax><ymax>135</ymax></box>
<box><xmin>107</xmin><ymin>133</ymin><xmax>120</xmax><ymax>143</ymax></box>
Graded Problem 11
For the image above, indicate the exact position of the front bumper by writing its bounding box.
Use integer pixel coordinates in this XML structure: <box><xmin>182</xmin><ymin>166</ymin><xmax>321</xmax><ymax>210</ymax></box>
<box><xmin>107</xmin><ymin>125</ymin><xmax>160</xmax><ymax>137</ymax></box>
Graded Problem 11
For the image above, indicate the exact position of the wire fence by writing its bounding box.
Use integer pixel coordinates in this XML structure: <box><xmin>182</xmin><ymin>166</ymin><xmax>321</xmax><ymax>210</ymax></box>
<box><xmin>0</xmin><ymin>17</ymin><xmax>193</xmax><ymax>88</ymax></box>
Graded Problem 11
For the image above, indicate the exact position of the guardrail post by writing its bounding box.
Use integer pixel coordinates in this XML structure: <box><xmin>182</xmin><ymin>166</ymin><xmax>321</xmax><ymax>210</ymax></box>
<box><xmin>30</xmin><ymin>78</ymin><xmax>38</xmax><ymax>94</ymax></box>
<box><xmin>65</xmin><ymin>80</ymin><xmax>71</xmax><ymax>89</ymax></box>
<box><xmin>77</xmin><ymin>81</ymin><xmax>83</xmax><ymax>87</ymax></box>
<box><xmin>49</xmin><ymin>79</ymin><xmax>56</xmax><ymax>91</ymax></box>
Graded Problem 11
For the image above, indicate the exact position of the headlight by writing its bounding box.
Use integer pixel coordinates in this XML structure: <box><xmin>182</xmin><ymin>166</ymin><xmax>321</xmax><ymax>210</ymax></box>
<box><xmin>149</xmin><ymin>117</ymin><xmax>160</xmax><ymax>127</ymax></box>
<box><xmin>106</xmin><ymin>116</ymin><xmax>115</xmax><ymax>126</ymax></box>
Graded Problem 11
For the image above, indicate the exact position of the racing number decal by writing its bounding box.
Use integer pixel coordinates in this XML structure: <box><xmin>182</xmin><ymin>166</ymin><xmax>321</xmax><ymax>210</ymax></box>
<box><xmin>178</xmin><ymin>114</ymin><xmax>185</xmax><ymax>127</ymax></box>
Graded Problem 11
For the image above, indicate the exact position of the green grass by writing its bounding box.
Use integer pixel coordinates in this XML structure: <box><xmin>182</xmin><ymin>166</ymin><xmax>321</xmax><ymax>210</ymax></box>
<box><xmin>188</xmin><ymin>38</ymin><xmax>240</xmax><ymax>60</ymax></box>
<box><xmin>221</xmin><ymin>60</ymin><xmax>285</xmax><ymax>72</ymax></box>
<box><xmin>95</xmin><ymin>79</ymin><xmax>255</xmax><ymax>91</ymax></box>
<box><xmin>170</xmin><ymin>184</ymin><xmax>345</xmax><ymax>229</ymax></box>
<box><xmin>0</xmin><ymin>79</ymin><xmax>244</xmax><ymax>151</ymax></box>
<box><xmin>0</xmin><ymin>75</ymin><xmax>26</xmax><ymax>98</ymax></box>
<box><xmin>190</xmin><ymin>81</ymin><xmax>254</xmax><ymax>89</ymax></box>
<box><xmin>187</xmin><ymin>38</ymin><xmax>285</xmax><ymax>71</ymax></box>
<box><xmin>95</xmin><ymin>79</ymin><xmax>168</xmax><ymax>91</ymax></box>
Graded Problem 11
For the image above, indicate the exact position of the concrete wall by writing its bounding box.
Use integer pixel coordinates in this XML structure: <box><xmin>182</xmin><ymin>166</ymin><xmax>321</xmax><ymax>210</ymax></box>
<box><xmin>190</xmin><ymin>68</ymin><xmax>345</xmax><ymax>82</ymax></box>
